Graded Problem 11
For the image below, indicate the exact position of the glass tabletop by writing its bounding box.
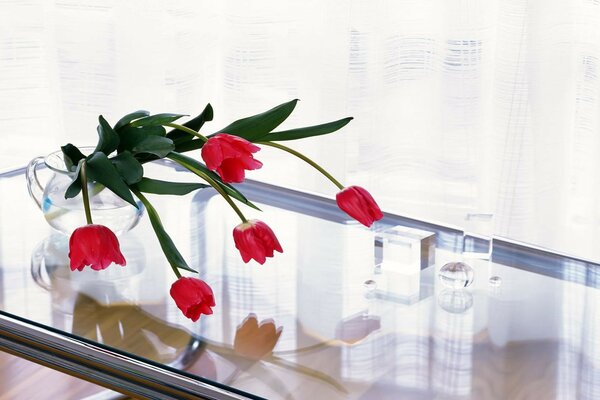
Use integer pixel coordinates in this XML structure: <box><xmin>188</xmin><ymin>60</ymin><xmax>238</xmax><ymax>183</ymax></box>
<box><xmin>2</xmin><ymin>161</ymin><xmax>600</xmax><ymax>400</ymax></box>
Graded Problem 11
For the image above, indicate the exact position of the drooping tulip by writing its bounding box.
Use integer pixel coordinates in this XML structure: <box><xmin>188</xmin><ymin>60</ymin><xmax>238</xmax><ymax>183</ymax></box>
<box><xmin>201</xmin><ymin>133</ymin><xmax>263</xmax><ymax>183</ymax></box>
<box><xmin>170</xmin><ymin>277</ymin><xmax>216</xmax><ymax>321</ymax></box>
<box><xmin>69</xmin><ymin>224</ymin><xmax>126</xmax><ymax>271</ymax></box>
<box><xmin>336</xmin><ymin>185</ymin><xmax>383</xmax><ymax>228</ymax></box>
<box><xmin>233</xmin><ymin>220</ymin><xmax>283</xmax><ymax>264</ymax></box>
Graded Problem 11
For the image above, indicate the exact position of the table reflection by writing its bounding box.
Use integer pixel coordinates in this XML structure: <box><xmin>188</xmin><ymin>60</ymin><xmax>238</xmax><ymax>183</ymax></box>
<box><xmin>4</xmin><ymin>172</ymin><xmax>600</xmax><ymax>399</ymax></box>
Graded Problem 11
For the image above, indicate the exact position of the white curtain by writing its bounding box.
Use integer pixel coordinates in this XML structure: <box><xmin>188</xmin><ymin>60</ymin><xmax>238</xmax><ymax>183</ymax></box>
<box><xmin>2</xmin><ymin>0</ymin><xmax>600</xmax><ymax>261</ymax></box>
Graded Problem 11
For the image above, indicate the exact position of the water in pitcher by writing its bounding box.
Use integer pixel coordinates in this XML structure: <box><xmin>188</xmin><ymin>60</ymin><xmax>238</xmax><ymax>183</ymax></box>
<box><xmin>42</xmin><ymin>184</ymin><xmax>142</xmax><ymax>235</ymax></box>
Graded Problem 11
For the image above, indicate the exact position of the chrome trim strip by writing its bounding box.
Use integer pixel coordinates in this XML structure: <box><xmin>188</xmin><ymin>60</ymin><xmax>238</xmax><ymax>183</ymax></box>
<box><xmin>0</xmin><ymin>312</ymin><xmax>259</xmax><ymax>400</ymax></box>
<box><xmin>80</xmin><ymin>390</ymin><xmax>127</xmax><ymax>400</ymax></box>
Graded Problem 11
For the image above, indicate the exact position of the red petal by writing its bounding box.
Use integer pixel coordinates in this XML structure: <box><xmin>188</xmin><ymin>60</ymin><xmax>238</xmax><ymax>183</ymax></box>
<box><xmin>218</xmin><ymin>158</ymin><xmax>247</xmax><ymax>183</ymax></box>
<box><xmin>336</xmin><ymin>186</ymin><xmax>383</xmax><ymax>227</ymax></box>
<box><xmin>68</xmin><ymin>225</ymin><xmax>127</xmax><ymax>271</ymax></box>
<box><xmin>201</xmin><ymin>139</ymin><xmax>225</xmax><ymax>170</ymax></box>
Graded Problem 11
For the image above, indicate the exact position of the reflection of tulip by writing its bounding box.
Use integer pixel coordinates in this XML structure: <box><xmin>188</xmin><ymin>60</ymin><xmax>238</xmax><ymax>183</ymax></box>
<box><xmin>234</xmin><ymin>314</ymin><xmax>282</xmax><ymax>361</ymax></box>
<box><xmin>233</xmin><ymin>220</ymin><xmax>283</xmax><ymax>264</ymax></box>
<box><xmin>201</xmin><ymin>133</ymin><xmax>263</xmax><ymax>183</ymax></box>
<box><xmin>336</xmin><ymin>186</ymin><xmax>383</xmax><ymax>228</ymax></box>
<box><xmin>69</xmin><ymin>224</ymin><xmax>126</xmax><ymax>271</ymax></box>
<box><xmin>170</xmin><ymin>277</ymin><xmax>216</xmax><ymax>321</ymax></box>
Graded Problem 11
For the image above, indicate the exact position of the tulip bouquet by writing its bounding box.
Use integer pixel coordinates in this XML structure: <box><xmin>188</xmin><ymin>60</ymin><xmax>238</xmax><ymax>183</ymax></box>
<box><xmin>62</xmin><ymin>100</ymin><xmax>383</xmax><ymax>321</ymax></box>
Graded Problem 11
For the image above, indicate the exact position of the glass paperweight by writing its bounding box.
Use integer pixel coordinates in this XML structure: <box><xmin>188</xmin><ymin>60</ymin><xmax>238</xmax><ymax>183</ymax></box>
<box><xmin>438</xmin><ymin>262</ymin><xmax>474</xmax><ymax>289</ymax></box>
<box><xmin>462</xmin><ymin>213</ymin><xmax>494</xmax><ymax>260</ymax></box>
<box><xmin>372</xmin><ymin>225</ymin><xmax>436</xmax><ymax>304</ymax></box>
<box><xmin>374</xmin><ymin>225</ymin><xmax>435</xmax><ymax>270</ymax></box>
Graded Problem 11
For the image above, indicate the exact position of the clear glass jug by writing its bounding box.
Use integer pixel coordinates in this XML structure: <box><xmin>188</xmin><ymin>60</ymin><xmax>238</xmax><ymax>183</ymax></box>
<box><xmin>26</xmin><ymin>147</ymin><xmax>143</xmax><ymax>235</ymax></box>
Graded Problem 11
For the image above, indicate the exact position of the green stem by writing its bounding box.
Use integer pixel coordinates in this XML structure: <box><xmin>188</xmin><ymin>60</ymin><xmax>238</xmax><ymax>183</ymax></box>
<box><xmin>167</xmin><ymin>155</ymin><xmax>248</xmax><ymax>223</ymax></box>
<box><xmin>80</xmin><ymin>160</ymin><xmax>93</xmax><ymax>224</ymax></box>
<box><xmin>164</xmin><ymin>123</ymin><xmax>209</xmax><ymax>142</ymax></box>
<box><xmin>258</xmin><ymin>141</ymin><xmax>345</xmax><ymax>190</ymax></box>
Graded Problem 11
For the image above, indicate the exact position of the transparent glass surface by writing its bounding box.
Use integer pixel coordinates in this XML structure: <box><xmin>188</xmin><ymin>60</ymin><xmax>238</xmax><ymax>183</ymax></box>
<box><xmin>3</xmin><ymin>162</ymin><xmax>600</xmax><ymax>399</ymax></box>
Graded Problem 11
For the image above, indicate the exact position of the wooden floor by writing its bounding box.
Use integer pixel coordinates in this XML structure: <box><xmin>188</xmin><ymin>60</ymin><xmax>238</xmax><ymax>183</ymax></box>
<box><xmin>0</xmin><ymin>350</ymin><xmax>119</xmax><ymax>400</ymax></box>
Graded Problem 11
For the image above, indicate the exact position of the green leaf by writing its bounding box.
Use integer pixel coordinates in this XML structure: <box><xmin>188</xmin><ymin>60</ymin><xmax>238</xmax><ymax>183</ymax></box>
<box><xmin>266</xmin><ymin>117</ymin><xmax>353</xmax><ymax>141</ymax></box>
<box><xmin>118</xmin><ymin>125</ymin><xmax>166</xmax><ymax>153</ymax></box>
<box><xmin>134</xmin><ymin>178</ymin><xmax>208</xmax><ymax>195</ymax></box>
<box><xmin>130</xmin><ymin>113</ymin><xmax>187</xmax><ymax>127</ymax></box>
<box><xmin>114</xmin><ymin>110</ymin><xmax>150</xmax><ymax>130</ymax></box>
<box><xmin>132</xmin><ymin>136</ymin><xmax>175</xmax><ymax>158</ymax></box>
<box><xmin>167</xmin><ymin>152</ymin><xmax>261</xmax><ymax>211</ymax></box>
<box><xmin>86</xmin><ymin>152</ymin><xmax>137</xmax><ymax>207</ymax></box>
<box><xmin>170</xmin><ymin>139</ymin><xmax>204</xmax><ymax>153</ymax></box>
<box><xmin>132</xmin><ymin>189</ymin><xmax>197</xmax><ymax>273</ymax></box>
<box><xmin>61</xmin><ymin>143</ymin><xmax>86</xmax><ymax>172</ymax></box>
<box><xmin>64</xmin><ymin>160</ymin><xmax>84</xmax><ymax>199</ymax></box>
<box><xmin>120</xmin><ymin>125</ymin><xmax>166</xmax><ymax>137</ymax></box>
<box><xmin>214</xmin><ymin>99</ymin><xmax>298</xmax><ymax>141</ymax></box>
<box><xmin>65</xmin><ymin>179</ymin><xmax>82</xmax><ymax>199</ymax></box>
<box><xmin>95</xmin><ymin>116</ymin><xmax>120</xmax><ymax>155</ymax></box>
<box><xmin>111</xmin><ymin>151</ymin><xmax>143</xmax><ymax>185</ymax></box>
<box><xmin>167</xmin><ymin>103</ymin><xmax>213</xmax><ymax>145</ymax></box>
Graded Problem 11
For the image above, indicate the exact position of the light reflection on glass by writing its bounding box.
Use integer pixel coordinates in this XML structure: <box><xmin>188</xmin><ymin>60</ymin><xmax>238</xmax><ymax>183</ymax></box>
<box><xmin>432</xmin><ymin>290</ymin><xmax>474</xmax><ymax>397</ymax></box>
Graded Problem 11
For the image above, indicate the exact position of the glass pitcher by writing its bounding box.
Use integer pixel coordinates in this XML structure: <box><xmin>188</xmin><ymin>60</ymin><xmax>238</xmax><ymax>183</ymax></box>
<box><xmin>26</xmin><ymin>147</ymin><xmax>144</xmax><ymax>236</ymax></box>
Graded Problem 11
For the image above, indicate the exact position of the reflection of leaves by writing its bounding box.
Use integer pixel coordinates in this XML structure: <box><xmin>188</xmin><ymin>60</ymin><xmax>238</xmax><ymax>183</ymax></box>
<box><xmin>335</xmin><ymin>313</ymin><xmax>381</xmax><ymax>345</ymax></box>
<box><xmin>268</xmin><ymin>354</ymin><xmax>348</xmax><ymax>394</ymax></box>
<box><xmin>71</xmin><ymin>294</ymin><xmax>197</xmax><ymax>364</ymax></box>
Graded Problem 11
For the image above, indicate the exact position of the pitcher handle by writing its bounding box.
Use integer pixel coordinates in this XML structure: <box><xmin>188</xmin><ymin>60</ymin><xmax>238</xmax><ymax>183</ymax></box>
<box><xmin>26</xmin><ymin>156</ymin><xmax>45</xmax><ymax>210</ymax></box>
<box><xmin>30</xmin><ymin>240</ymin><xmax>52</xmax><ymax>291</ymax></box>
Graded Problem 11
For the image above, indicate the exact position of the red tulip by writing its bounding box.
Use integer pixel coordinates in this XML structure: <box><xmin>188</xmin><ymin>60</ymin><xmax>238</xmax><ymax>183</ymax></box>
<box><xmin>233</xmin><ymin>220</ymin><xmax>283</xmax><ymax>264</ymax></box>
<box><xmin>170</xmin><ymin>277</ymin><xmax>216</xmax><ymax>321</ymax></box>
<box><xmin>336</xmin><ymin>186</ymin><xmax>383</xmax><ymax>227</ymax></box>
<box><xmin>201</xmin><ymin>133</ymin><xmax>263</xmax><ymax>183</ymax></box>
<box><xmin>69</xmin><ymin>224</ymin><xmax>126</xmax><ymax>271</ymax></box>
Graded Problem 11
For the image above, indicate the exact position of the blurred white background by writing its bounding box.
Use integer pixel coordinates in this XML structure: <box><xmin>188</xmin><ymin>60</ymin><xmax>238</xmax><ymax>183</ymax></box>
<box><xmin>2</xmin><ymin>0</ymin><xmax>600</xmax><ymax>261</ymax></box>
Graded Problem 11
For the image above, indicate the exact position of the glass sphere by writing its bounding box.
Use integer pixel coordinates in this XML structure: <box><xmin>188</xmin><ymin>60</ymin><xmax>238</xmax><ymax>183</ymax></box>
<box><xmin>438</xmin><ymin>262</ymin><xmax>474</xmax><ymax>289</ymax></box>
